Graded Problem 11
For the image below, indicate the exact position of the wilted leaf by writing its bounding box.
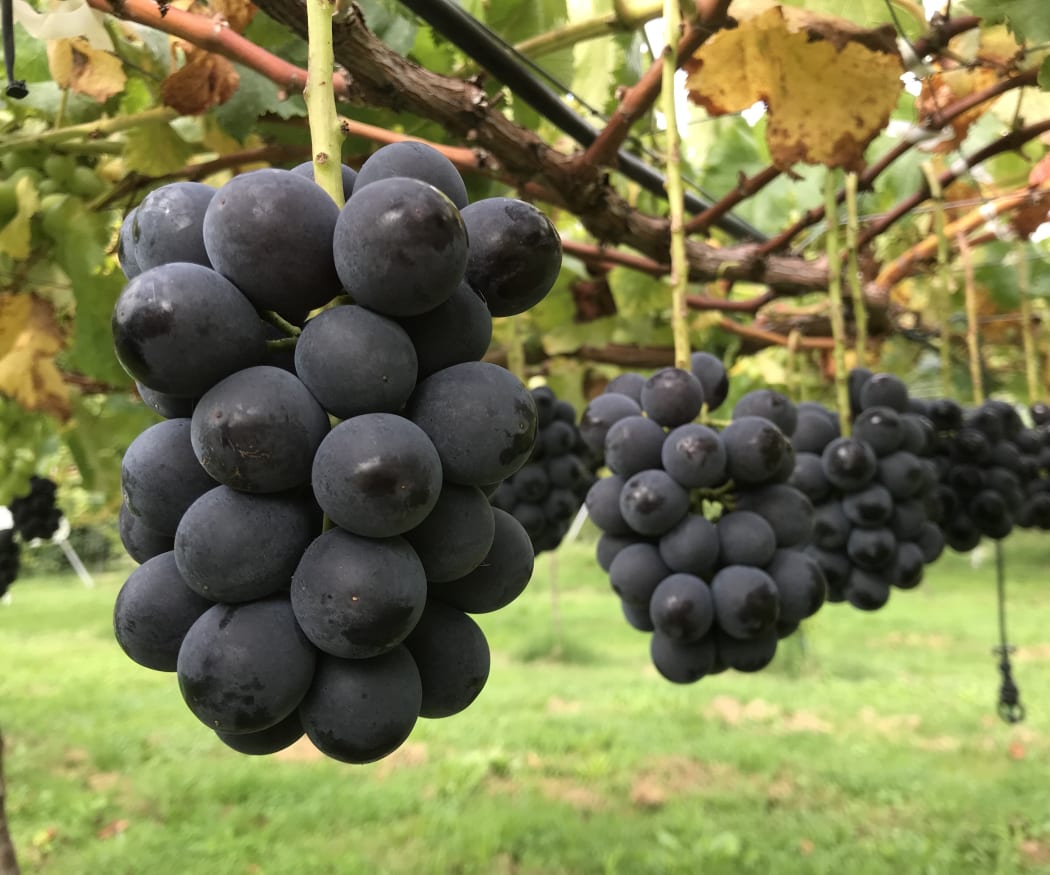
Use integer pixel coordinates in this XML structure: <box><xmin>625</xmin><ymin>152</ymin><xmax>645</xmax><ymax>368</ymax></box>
<box><xmin>47</xmin><ymin>37</ymin><xmax>127</xmax><ymax>102</ymax></box>
<box><xmin>123</xmin><ymin>122</ymin><xmax>195</xmax><ymax>176</ymax></box>
<box><xmin>1011</xmin><ymin>154</ymin><xmax>1050</xmax><ymax>235</ymax></box>
<box><xmin>207</xmin><ymin>0</ymin><xmax>256</xmax><ymax>32</ymax></box>
<box><xmin>0</xmin><ymin>176</ymin><xmax>41</xmax><ymax>260</ymax></box>
<box><xmin>0</xmin><ymin>293</ymin><xmax>70</xmax><ymax>420</ymax></box>
<box><xmin>160</xmin><ymin>45</ymin><xmax>240</xmax><ymax>115</ymax></box>
<box><xmin>684</xmin><ymin>5</ymin><xmax>903</xmax><ymax>170</ymax></box>
<box><xmin>916</xmin><ymin>67</ymin><xmax>999</xmax><ymax>153</ymax></box>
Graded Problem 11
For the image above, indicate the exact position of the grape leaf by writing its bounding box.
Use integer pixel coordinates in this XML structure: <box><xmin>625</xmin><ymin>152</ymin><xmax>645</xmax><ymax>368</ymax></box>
<box><xmin>213</xmin><ymin>65</ymin><xmax>307</xmax><ymax>141</ymax></box>
<box><xmin>161</xmin><ymin>48</ymin><xmax>240</xmax><ymax>115</ymax></box>
<box><xmin>47</xmin><ymin>38</ymin><xmax>127</xmax><ymax>103</ymax></box>
<box><xmin>962</xmin><ymin>0</ymin><xmax>1050</xmax><ymax>45</ymax></box>
<box><xmin>0</xmin><ymin>293</ymin><xmax>70</xmax><ymax>420</ymax></box>
<box><xmin>64</xmin><ymin>391</ymin><xmax>158</xmax><ymax>496</ymax></box>
<box><xmin>684</xmin><ymin>5</ymin><xmax>903</xmax><ymax>170</ymax></box>
<box><xmin>0</xmin><ymin>177</ymin><xmax>40</xmax><ymax>260</ymax></box>
<box><xmin>356</xmin><ymin>0</ymin><xmax>418</xmax><ymax>55</ymax></box>
<box><xmin>1040</xmin><ymin>57</ymin><xmax>1050</xmax><ymax>91</ymax></box>
<box><xmin>123</xmin><ymin>122</ymin><xmax>195</xmax><ymax>176</ymax></box>
<box><xmin>65</xmin><ymin>269</ymin><xmax>131</xmax><ymax>388</ymax></box>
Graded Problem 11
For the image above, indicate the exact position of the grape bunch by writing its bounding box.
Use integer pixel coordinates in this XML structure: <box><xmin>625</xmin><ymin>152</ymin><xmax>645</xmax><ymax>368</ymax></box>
<box><xmin>111</xmin><ymin>142</ymin><xmax>560</xmax><ymax>763</ymax></box>
<box><xmin>789</xmin><ymin>370</ymin><xmax>945</xmax><ymax>611</ymax></box>
<box><xmin>921</xmin><ymin>397</ymin><xmax>1038</xmax><ymax>548</ymax></box>
<box><xmin>0</xmin><ymin>528</ymin><xmax>19</xmax><ymax>598</ymax></box>
<box><xmin>8</xmin><ymin>476</ymin><xmax>62</xmax><ymax>542</ymax></box>
<box><xmin>489</xmin><ymin>386</ymin><xmax>598</xmax><ymax>554</ymax></box>
<box><xmin>580</xmin><ymin>353</ymin><xmax>827</xmax><ymax>684</ymax></box>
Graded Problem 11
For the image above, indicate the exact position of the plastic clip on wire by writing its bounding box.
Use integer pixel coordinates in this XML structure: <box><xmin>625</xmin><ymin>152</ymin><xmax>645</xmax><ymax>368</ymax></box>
<box><xmin>2</xmin><ymin>0</ymin><xmax>29</xmax><ymax>99</ymax></box>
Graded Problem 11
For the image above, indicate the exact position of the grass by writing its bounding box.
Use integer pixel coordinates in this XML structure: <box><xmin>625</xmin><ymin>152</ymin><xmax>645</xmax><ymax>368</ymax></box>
<box><xmin>3</xmin><ymin>530</ymin><xmax>1050</xmax><ymax>874</ymax></box>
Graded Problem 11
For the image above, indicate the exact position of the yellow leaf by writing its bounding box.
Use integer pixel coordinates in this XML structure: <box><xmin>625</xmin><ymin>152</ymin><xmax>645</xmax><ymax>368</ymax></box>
<box><xmin>0</xmin><ymin>176</ymin><xmax>41</xmax><ymax>260</ymax></box>
<box><xmin>0</xmin><ymin>294</ymin><xmax>70</xmax><ymax>420</ymax></box>
<box><xmin>684</xmin><ymin>5</ymin><xmax>903</xmax><ymax>171</ymax></box>
<box><xmin>47</xmin><ymin>37</ymin><xmax>127</xmax><ymax>103</ymax></box>
<box><xmin>916</xmin><ymin>67</ymin><xmax>999</xmax><ymax>153</ymax></box>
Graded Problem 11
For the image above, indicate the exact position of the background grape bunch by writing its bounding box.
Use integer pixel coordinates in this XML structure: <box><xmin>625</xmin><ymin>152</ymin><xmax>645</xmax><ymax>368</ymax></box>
<box><xmin>111</xmin><ymin>143</ymin><xmax>561</xmax><ymax>763</ymax></box>
<box><xmin>0</xmin><ymin>475</ymin><xmax>63</xmax><ymax>598</ymax></box>
<box><xmin>788</xmin><ymin>370</ymin><xmax>945</xmax><ymax>611</ymax></box>
<box><xmin>579</xmin><ymin>353</ymin><xmax>827</xmax><ymax>684</ymax></box>
<box><xmin>489</xmin><ymin>385</ymin><xmax>599</xmax><ymax>554</ymax></box>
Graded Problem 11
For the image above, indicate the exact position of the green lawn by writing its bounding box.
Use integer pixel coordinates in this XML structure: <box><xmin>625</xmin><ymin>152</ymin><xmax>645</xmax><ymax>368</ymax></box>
<box><xmin>3</xmin><ymin>531</ymin><xmax>1050</xmax><ymax>875</ymax></box>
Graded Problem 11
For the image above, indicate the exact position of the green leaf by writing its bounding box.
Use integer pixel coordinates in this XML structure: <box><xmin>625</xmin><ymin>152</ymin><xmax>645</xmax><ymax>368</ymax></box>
<box><xmin>213</xmin><ymin>65</ymin><xmax>307</xmax><ymax>142</ymax></box>
<box><xmin>65</xmin><ymin>268</ymin><xmax>130</xmax><ymax>387</ymax></box>
<box><xmin>357</xmin><ymin>0</ymin><xmax>419</xmax><ymax>55</ymax></box>
<box><xmin>1040</xmin><ymin>56</ymin><xmax>1050</xmax><ymax>91</ymax></box>
<box><xmin>607</xmin><ymin>265</ymin><xmax>669</xmax><ymax>321</ymax></box>
<box><xmin>64</xmin><ymin>391</ymin><xmax>158</xmax><ymax>498</ymax></box>
<box><xmin>120</xmin><ymin>77</ymin><xmax>156</xmax><ymax>116</ymax></box>
<box><xmin>242</xmin><ymin>12</ymin><xmax>308</xmax><ymax>68</ymax></box>
<box><xmin>783</xmin><ymin>0</ymin><xmax>922</xmax><ymax>36</ymax></box>
<box><xmin>12</xmin><ymin>21</ymin><xmax>53</xmax><ymax>83</ymax></box>
<box><xmin>123</xmin><ymin>122</ymin><xmax>195</xmax><ymax>176</ymax></box>
<box><xmin>962</xmin><ymin>0</ymin><xmax>1050</xmax><ymax>45</ymax></box>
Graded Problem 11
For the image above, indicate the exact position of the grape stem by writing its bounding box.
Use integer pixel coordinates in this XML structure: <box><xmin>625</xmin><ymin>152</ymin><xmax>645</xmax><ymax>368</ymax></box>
<box><xmin>957</xmin><ymin>232</ymin><xmax>983</xmax><ymax>406</ymax></box>
<box><xmin>303</xmin><ymin>0</ymin><xmax>345</xmax><ymax>206</ymax></box>
<box><xmin>1018</xmin><ymin>243</ymin><xmax>1040</xmax><ymax>404</ymax></box>
<box><xmin>823</xmin><ymin>170</ymin><xmax>851</xmax><ymax>438</ymax></box>
<box><xmin>266</xmin><ymin>338</ymin><xmax>299</xmax><ymax>351</ymax></box>
<box><xmin>922</xmin><ymin>161</ymin><xmax>954</xmax><ymax>401</ymax></box>
<box><xmin>661</xmin><ymin>0</ymin><xmax>690</xmax><ymax>371</ymax></box>
<box><xmin>260</xmin><ymin>310</ymin><xmax>302</xmax><ymax>337</ymax></box>
<box><xmin>844</xmin><ymin>173</ymin><xmax>866</xmax><ymax>370</ymax></box>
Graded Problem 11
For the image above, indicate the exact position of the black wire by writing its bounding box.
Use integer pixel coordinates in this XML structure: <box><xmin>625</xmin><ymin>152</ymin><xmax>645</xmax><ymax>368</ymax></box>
<box><xmin>2</xmin><ymin>0</ymin><xmax>29</xmax><ymax>99</ymax></box>
<box><xmin>450</xmin><ymin>9</ymin><xmax>724</xmax><ymax>207</ymax></box>
<box><xmin>993</xmin><ymin>539</ymin><xmax>1024</xmax><ymax>724</ymax></box>
<box><xmin>395</xmin><ymin>0</ymin><xmax>767</xmax><ymax>242</ymax></box>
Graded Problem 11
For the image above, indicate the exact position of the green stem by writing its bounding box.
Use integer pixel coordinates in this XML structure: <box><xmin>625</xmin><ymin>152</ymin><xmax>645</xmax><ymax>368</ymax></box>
<box><xmin>958</xmin><ymin>232</ymin><xmax>983</xmax><ymax>406</ymax></box>
<box><xmin>0</xmin><ymin>107</ymin><xmax>178</xmax><ymax>151</ymax></box>
<box><xmin>824</xmin><ymin>170</ymin><xmax>851</xmax><ymax>438</ymax></box>
<box><xmin>261</xmin><ymin>310</ymin><xmax>303</xmax><ymax>337</ymax></box>
<box><xmin>517</xmin><ymin>3</ymin><xmax>661</xmax><ymax>58</ymax></box>
<box><xmin>923</xmin><ymin>162</ymin><xmax>953</xmax><ymax>400</ymax></box>
<box><xmin>844</xmin><ymin>173</ymin><xmax>867</xmax><ymax>370</ymax></box>
<box><xmin>1017</xmin><ymin>243</ymin><xmax>1040</xmax><ymax>404</ymax></box>
<box><xmin>304</xmin><ymin>0</ymin><xmax>345</xmax><ymax>206</ymax></box>
<box><xmin>266</xmin><ymin>337</ymin><xmax>299</xmax><ymax>350</ymax></box>
<box><xmin>54</xmin><ymin>87</ymin><xmax>70</xmax><ymax>130</ymax></box>
<box><xmin>662</xmin><ymin>0</ymin><xmax>689</xmax><ymax>372</ymax></box>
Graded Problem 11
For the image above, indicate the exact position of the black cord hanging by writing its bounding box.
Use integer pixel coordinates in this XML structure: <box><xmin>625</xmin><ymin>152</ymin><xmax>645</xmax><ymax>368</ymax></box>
<box><xmin>2</xmin><ymin>0</ymin><xmax>29</xmax><ymax>99</ymax></box>
<box><xmin>395</xmin><ymin>0</ymin><xmax>767</xmax><ymax>243</ymax></box>
<box><xmin>993</xmin><ymin>539</ymin><xmax>1024</xmax><ymax>724</ymax></box>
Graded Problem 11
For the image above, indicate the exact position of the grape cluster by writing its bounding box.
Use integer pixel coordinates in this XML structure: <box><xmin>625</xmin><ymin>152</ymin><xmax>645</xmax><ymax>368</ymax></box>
<box><xmin>581</xmin><ymin>353</ymin><xmax>827</xmax><ymax>684</ymax></box>
<box><xmin>8</xmin><ymin>476</ymin><xmax>62</xmax><ymax>542</ymax></box>
<box><xmin>490</xmin><ymin>386</ymin><xmax>598</xmax><ymax>554</ymax></box>
<box><xmin>788</xmin><ymin>370</ymin><xmax>944</xmax><ymax>611</ymax></box>
<box><xmin>921</xmin><ymin>397</ymin><xmax>1043</xmax><ymax>549</ymax></box>
<box><xmin>112</xmin><ymin>142</ymin><xmax>559</xmax><ymax>763</ymax></box>
<box><xmin>0</xmin><ymin>528</ymin><xmax>19</xmax><ymax>598</ymax></box>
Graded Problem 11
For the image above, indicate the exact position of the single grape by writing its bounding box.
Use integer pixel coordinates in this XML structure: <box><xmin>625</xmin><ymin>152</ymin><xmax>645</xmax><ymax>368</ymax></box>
<box><xmin>649</xmin><ymin>573</ymin><xmax>714</xmax><ymax>642</ymax></box>
<box><xmin>335</xmin><ymin>176</ymin><xmax>467</xmax><ymax>317</ymax></box>
<box><xmin>618</xmin><ymin>469</ymin><xmax>690</xmax><ymax>536</ymax></box>
<box><xmin>353</xmin><ymin>141</ymin><xmax>468</xmax><ymax>208</ymax></box>
<box><xmin>291</xmin><ymin>527</ymin><xmax>427</xmax><ymax>659</ymax></box>
<box><xmin>191</xmin><ymin>366</ymin><xmax>330</xmax><ymax>493</ymax></box>
<box><xmin>461</xmin><ymin>197</ymin><xmax>562</xmax><ymax>317</ymax></box>
<box><xmin>312</xmin><ymin>413</ymin><xmax>442</xmax><ymax>538</ymax></box>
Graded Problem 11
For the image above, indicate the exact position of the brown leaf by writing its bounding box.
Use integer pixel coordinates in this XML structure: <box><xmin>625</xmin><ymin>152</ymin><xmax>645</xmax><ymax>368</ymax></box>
<box><xmin>96</xmin><ymin>819</ymin><xmax>130</xmax><ymax>840</ymax></box>
<box><xmin>916</xmin><ymin>67</ymin><xmax>999</xmax><ymax>153</ymax></box>
<box><xmin>160</xmin><ymin>46</ymin><xmax>240</xmax><ymax>115</ymax></box>
<box><xmin>47</xmin><ymin>38</ymin><xmax>127</xmax><ymax>102</ymax></box>
<box><xmin>0</xmin><ymin>293</ymin><xmax>70</xmax><ymax>420</ymax></box>
<box><xmin>208</xmin><ymin>0</ymin><xmax>257</xmax><ymax>33</ymax></box>
<box><xmin>684</xmin><ymin>5</ymin><xmax>903</xmax><ymax>171</ymax></box>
